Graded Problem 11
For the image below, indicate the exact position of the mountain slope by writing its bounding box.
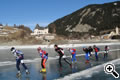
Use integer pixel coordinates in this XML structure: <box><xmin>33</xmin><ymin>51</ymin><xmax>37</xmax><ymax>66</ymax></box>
<box><xmin>48</xmin><ymin>1</ymin><xmax>120</xmax><ymax>37</ymax></box>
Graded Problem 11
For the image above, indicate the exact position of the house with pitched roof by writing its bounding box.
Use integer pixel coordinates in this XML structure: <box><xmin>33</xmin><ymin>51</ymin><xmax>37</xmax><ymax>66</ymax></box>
<box><xmin>31</xmin><ymin>24</ymin><xmax>54</xmax><ymax>40</ymax></box>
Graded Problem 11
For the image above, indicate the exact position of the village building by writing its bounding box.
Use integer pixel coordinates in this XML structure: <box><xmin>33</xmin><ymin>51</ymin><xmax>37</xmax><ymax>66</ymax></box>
<box><xmin>31</xmin><ymin>28</ymin><xmax>49</xmax><ymax>36</ymax></box>
<box><xmin>31</xmin><ymin>25</ymin><xmax>55</xmax><ymax>41</ymax></box>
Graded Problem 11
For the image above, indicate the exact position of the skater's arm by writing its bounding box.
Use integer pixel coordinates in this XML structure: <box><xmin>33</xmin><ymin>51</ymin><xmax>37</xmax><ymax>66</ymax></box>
<box><xmin>55</xmin><ymin>47</ymin><xmax>63</xmax><ymax>52</ymax></box>
<box><xmin>39</xmin><ymin>51</ymin><xmax>44</xmax><ymax>58</ymax></box>
<box><xmin>71</xmin><ymin>49</ymin><xmax>75</xmax><ymax>54</ymax></box>
<box><xmin>58</xmin><ymin>47</ymin><xmax>63</xmax><ymax>50</ymax></box>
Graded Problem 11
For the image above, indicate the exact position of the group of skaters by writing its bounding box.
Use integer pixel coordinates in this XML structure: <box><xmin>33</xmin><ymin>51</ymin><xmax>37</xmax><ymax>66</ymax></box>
<box><xmin>83</xmin><ymin>45</ymin><xmax>109</xmax><ymax>63</ymax></box>
<box><xmin>10</xmin><ymin>44</ymin><xmax>110</xmax><ymax>77</ymax></box>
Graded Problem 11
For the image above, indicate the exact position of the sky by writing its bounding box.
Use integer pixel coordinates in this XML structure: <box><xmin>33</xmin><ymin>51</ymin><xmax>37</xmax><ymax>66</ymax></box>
<box><xmin>0</xmin><ymin>0</ymin><xmax>118</xmax><ymax>30</ymax></box>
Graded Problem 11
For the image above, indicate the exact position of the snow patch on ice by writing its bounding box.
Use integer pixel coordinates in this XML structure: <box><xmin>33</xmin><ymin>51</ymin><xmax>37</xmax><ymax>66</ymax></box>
<box><xmin>56</xmin><ymin>58</ymin><xmax>120</xmax><ymax>80</ymax></box>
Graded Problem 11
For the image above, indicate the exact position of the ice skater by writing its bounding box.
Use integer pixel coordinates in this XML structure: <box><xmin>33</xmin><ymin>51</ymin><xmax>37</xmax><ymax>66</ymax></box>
<box><xmin>93</xmin><ymin>45</ymin><xmax>100</xmax><ymax>61</ymax></box>
<box><xmin>104</xmin><ymin>45</ymin><xmax>109</xmax><ymax>60</ymax></box>
<box><xmin>37</xmin><ymin>47</ymin><xmax>48</xmax><ymax>73</ymax></box>
<box><xmin>88</xmin><ymin>46</ymin><xmax>93</xmax><ymax>56</ymax></box>
<box><xmin>10</xmin><ymin>47</ymin><xmax>29</xmax><ymax>77</ymax></box>
<box><xmin>54</xmin><ymin>44</ymin><xmax>72</xmax><ymax>67</ymax></box>
<box><xmin>83</xmin><ymin>47</ymin><xmax>90</xmax><ymax>63</ymax></box>
<box><xmin>68</xmin><ymin>48</ymin><xmax>77</xmax><ymax>63</ymax></box>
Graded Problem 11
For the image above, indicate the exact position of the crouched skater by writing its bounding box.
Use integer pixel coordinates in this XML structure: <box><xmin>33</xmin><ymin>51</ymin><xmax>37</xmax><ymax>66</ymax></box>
<box><xmin>10</xmin><ymin>47</ymin><xmax>30</xmax><ymax>77</ymax></box>
<box><xmin>37</xmin><ymin>47</ymin><xmax>48</xmax><ymax>73</ymax></box>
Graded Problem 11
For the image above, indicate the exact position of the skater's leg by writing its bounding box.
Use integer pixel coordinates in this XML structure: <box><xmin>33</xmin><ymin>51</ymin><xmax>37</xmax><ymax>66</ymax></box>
<box><xmin>20</xmin><ymin>59</ymin><xmax>29</xmax><ymax>74</ymax></box>
<box><xmin>16</xmin><ymin>59</ymin><xmax>21</xmax><ymax>72</ymax></box>
<box><xmin>43</xmin><ymin>59</ymin><xmax>46</xmax><ymax>68</ymax></box>
<box><xmin>41</xmin><ymin>59</ymin><xmax>44</xmax><ymax>68</ymax></box>
<box><xmin>104</xmin><ymin>53</ymin><xmax>105</xmax><ymax>59</ymax></box>
<box><xmin>106</xmin><ymin>53</ymin><xmax>108</xmax><ymax>58</ymax></box>
<box><xmin>16</xmin><ymin>59</ymin><xmax>21</xmax><ymax>76</ymax></box>
<box><xmin>72</xmin><ymin>54</ymin><xmax>74</xmax><ymax>62</ymax></box>
<box><xmin>63</xmin><ymin>58</ymin><xmax>71</xmax><ymax>65</ymax></box>
<box><xmin>87</xmin><ymin>53</ymin><xmax>89</xmax><ymax>60</ymax></box>
<box><xmin>21</xmin><ymin>60</ymin><xmax>27</xmax><ymax>70</ymax></box>
<box><xmin>40</xmin><ymin>59</ymin><xmax>47</xmax><ymax>72</ymax></box>
<box><xmin>95</xmin><ymin>52</ymin><xmax>98</xmax><ymax>61</ymax></box>
<box><xmin>73</xmin><ymin>54</ymin><xmax>77</xmax><ymax>62</ymax></box>
<box><xmin>106</xmin><ymin>51</ymin><xmax>108</xmax><ymax>58</ymax></box>
<box><xmin>74</xmin><ymin>54</ymin><xmax>77</xmax><ymax>62</ymax></box>
<box><xmin>90</xmin><ymin>52</ymin><xmax>92</xmax><ymax>56</ymax></box>
<box><xmin>21</xmin><ymin>63</ymin><xmax>27</xmax><ymax>70</ymax></box>
<box><xmin>85</xmin><ymin>53</ymin><xmax>89</xmax><ymax>63</ymax></box>
<box><xmin>59</xmin><ymin>55</ymin><xmax>62</xmax><ymax>67</ymax></box>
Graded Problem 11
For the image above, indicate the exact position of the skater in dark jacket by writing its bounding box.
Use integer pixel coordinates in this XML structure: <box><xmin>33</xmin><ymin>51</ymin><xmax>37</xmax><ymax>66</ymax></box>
<box><xmin>104</xmin><ymin>45</ymin><xmax>109</xmax><ymax>60</ymax></box>
<box><xmin>54</xmin><ymin>44</ymin><xmax>72</xmax><ymax>67</ymax></box>
<box><xmin>88</xmin><ymin>46</ymin><xmax>93</xmax><ymax>56</ymax></box>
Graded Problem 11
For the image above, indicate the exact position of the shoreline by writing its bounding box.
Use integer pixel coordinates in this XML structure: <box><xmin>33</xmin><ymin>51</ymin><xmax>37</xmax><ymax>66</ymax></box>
<box><xmin>0</xmin><ymin>41</ymin><xmax>120</xmax><ymax>49</ymax></box>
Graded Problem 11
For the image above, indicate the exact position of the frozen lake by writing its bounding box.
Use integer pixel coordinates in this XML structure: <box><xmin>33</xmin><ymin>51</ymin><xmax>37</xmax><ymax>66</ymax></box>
<box><xmin>0</xmin><ymin>43</ymin><xmax>120</xmax><ymax>80</ymax></box>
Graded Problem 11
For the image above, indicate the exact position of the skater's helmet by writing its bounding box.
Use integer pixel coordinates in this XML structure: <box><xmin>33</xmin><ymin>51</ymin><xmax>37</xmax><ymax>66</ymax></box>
<box><xmin>37</xmin><ymin>47</ymin><xmax>41</xmax><ymax>51</ymax></box>
<box><xmin>10</xmin><ymin>47</ymin><xmax>16</xmax><ymax>53</ymax></box>
<box><xmin>54</xmin><ymin>44</ymin><xmax>57</xmax><ymax>47</ymax></box>
<box><xmin>54</xmin><ymin>44</ymin><xmax>58</xmax><ymax>48</ymax></box>
<box><xmin>93</xmin><ymin>45</ymin><xmax>96</xmax><ymax>48</ymax></box>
